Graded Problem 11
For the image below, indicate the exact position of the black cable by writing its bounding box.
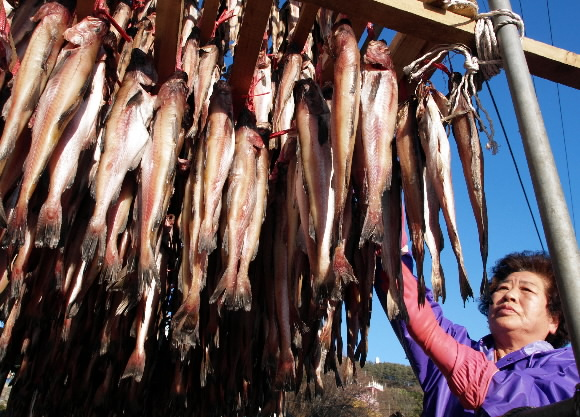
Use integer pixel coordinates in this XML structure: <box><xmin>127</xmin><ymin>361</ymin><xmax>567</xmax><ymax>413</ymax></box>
<box><xmin>484</xmin><ymin>81</ymin><xmax>545</xmax><ymax>251</ymax></box>
<box><xmin>545</xmin><ymin>0</ymin><xmax>577</xmax><ymax>234</ymax></box>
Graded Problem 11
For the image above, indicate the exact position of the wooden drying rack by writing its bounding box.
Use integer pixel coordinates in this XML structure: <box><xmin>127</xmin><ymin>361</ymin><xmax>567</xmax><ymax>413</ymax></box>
<box><xmin>77</xmin><ymin>0</ymin><xmax>580</xmax><ymax>116</ymax></box>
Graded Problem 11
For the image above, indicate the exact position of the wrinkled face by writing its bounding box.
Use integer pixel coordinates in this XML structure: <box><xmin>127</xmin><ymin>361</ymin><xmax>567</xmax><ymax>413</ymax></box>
<box><xmin>488</xmin><ymin>271</ymin><xmax>559</xmax><ymax>346</ymax></box>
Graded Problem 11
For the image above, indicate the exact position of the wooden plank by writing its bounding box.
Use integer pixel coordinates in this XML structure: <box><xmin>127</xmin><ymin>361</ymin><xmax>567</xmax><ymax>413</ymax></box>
<box><xmin>389</xmin><ymin>32</ymin><xmax>433</xmax><ymax>82</ymax></box>
<box><xmin>522</xmin><ymin>37</ymin><xmax>580</xmax><ymax>91</ymax></box>
<box><xmin>76</xmin><ymin>0</ymin><xmax>93</xmax><ymax>21</ymax></box>
<box><xmin>300</xmin><ymin>0</ymin><xmax>580</xmax><ymax>89</ymax></box>
<box><xmin>154</xmin><ymin>0</ymin><xmax>184</xmax><ymax>85</ymax></box>
<box><xmin>198</xmin><ymin>0</ymin><xmax>220</xmax><ymax>46</ymax></box>
<box><xmin>289</xmin><ymin>2</ymin><xmax>319</xmax><ymax>51</ymax></box>
<box><xmin>229</xmin><ymin>0</ymin><xmax>273</xmax><ymax>118</ymax></box>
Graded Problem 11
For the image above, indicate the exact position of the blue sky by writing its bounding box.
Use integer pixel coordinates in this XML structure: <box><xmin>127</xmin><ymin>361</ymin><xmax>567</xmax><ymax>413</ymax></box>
<box><xmin>365</xmin><ymin>0</ymin><xmax>580</xmax><ymax>365</ymax></box>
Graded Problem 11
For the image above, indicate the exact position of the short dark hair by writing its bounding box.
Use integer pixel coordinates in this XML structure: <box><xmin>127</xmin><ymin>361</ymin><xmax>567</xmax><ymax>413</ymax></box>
<box><xmin>478</xmin><ymin>251</ymin><xmax>569</xmax><ymax>348</ymax></box>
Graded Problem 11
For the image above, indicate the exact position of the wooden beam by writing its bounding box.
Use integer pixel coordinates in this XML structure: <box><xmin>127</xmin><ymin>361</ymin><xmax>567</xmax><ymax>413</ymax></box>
<box><xmin>229</xmin><ymin>0</ymin><xmax>272</xmax><ymax>118</ymax></box>
<box><xmin>76</xmin><ymin>0</ymin><xmax>93</xmax><ymax>21</ymax></box>
<box><xmin>289</xmin><ymin>2</ymin><xmax>319</xmax><ymax>51</ymax></box>
<box><xmin>154</xmin><ymin>0</ymin><xmax>184</xmax><ymax>85</ymax></box>
<box><xmin>389</xmin><ymin>33</ymin><xmax>432</xmax><ymax>82</ymax></box>
<box><xmin>198</xmin><ymin>0</ymin><xmax>220</xmax><ymax>46</ymax></box>
<box><xmin>522</xmin><ymin>37</ymin><xmax>580</xmax><ymax>91</ymax></box>
<box><xmin>300</xmin><ymin>0</ymin><xmax>580</xmax><ymax>89</ymax></box>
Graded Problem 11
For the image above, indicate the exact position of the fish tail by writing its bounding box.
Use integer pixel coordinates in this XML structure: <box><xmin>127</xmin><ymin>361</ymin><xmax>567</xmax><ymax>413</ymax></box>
<box><xmin>138</xmin><ymin>259</ymin><xmax>160</xmax><ymax>295</ymax></box>
<box><xmin>82</xmin><ymin>221</ymin><xmax>105</xmax><ymax>261</ymax></box>
<box><xmin>198</xmin><ymin>224</ymin><xmax>217</xmax><ymax>255</ymax></box>
<box><xmin>35</xmin><ymin>202</ymin><xmax>63</xmax><ymax>249</ymax></box>
<box><xmin>332</xmin><ymin>244</ymin><xmax>357</xmax><ymax>286</ymax></box>
<box><xmin>185</xmin><ymin>123</ymin><xmax>198</xmax><ymax>141</ymax></box>
<box><xmin>209</xmin><ymin>269</ymin><xmax>231</xmax><ymax>309</ymax></box>
<box><xmin>66</xmin><ymin>299</ymin><xmax>80</xmax><ymax>318</ymax></box>
<box><xmin>234</xmin><ymin>274</ymin><xmax>252</xmax><ymax>312</ymax></box>
<box><xmin>385</xmin><ymin>291</ymin><xmax>401</xmax><ymax>320</ymax></box>
<box><xmin>359</xmin><ymin>208</ymin><xmax>383</xmax><ymax>247</ymax></box>
<box><xmin>121</xmin><ymin>349</ymin><xmax>146</xmax><ymax>383</ymax></box>
<box><xmin>431</xmin><ymin>264</ymin><xmax>446</xmax><ymax>303</ymax></box>
<box><xmin>3</xmin><ymin>204</ymin><xmax>28</xmax><ymax>248</ymax></box>
<box><xmin>9</xmin><ymin>269</ymin><xmax>25</xmax><ymax>300</ymax></box>
<box><xmin>172</xmin><ymin>303</ymin><xmax>200</xmax><ymax>356</ymax></box>
<box><xmin>458</xmin><ymin>263</ymin><xmax>473</xmax><ymax>303</ymax></box>
<box><xmin>101</xmin><ymin>256</ymin><xmax>121</xmax><ymax>284</ymax></box>
<box><xmin>275</xmin><ymin>349</ymin><xmax>296</xmax><ymax>391</ymax></box>
<box><xmin>480</xmin><ymin>269</ymin><xmax>489</xmax><ymax>297</ymax></box>
<box><xmin>417</xmin><ymin>274</ymin><xmax>427</xmax><ymax>307</ymax></box>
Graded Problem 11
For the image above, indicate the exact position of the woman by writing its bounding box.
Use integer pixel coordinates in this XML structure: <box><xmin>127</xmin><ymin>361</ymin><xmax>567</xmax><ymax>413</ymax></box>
<box><xmin>376</xmin><ymin>251</ymin><xmax>578</xmax><ymax>416</ymax></box>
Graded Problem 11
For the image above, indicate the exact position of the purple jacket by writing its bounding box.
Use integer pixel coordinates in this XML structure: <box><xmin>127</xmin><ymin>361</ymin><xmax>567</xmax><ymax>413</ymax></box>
<box><xmin>376</xmin><ymin>255</ymin><xmax>579</xmax><ymax>417</ymax></box>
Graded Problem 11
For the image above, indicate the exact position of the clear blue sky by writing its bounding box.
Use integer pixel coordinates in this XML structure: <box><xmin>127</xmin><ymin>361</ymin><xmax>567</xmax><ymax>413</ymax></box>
<box><xmin>365</xmin><ymin>0</ymin><xmax>580</xmax><ymax>365</ymax></box>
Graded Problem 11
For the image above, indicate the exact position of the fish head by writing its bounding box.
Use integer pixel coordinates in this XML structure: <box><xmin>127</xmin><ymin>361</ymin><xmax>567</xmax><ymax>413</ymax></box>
<box><xmin>126</xmin><ymin>48</ymin><xmax>158</xmax><ymax>86</ymax></box>
<box><xmin>363</xmin><ymin>40</ymin><xmax>394</xmax><ymax>71</ymax></box>
<box><xmin>64</xmin><ymin>16</ymin><xmax>108</xmax><ymax>46</ymax></box>
<box><xmin>156</xmin><ymin>71</ymin><xmax>189</xmax><ymax>106</ymax></box>
<box><xmin>330</xmin><ymin>19</ymin><xmax>356</xmax><ymax>57</ymax></box>
<box><xmin>32</xmin><ymin>2</ymin><xmax>72</xmax><ymax>24</ymax></box>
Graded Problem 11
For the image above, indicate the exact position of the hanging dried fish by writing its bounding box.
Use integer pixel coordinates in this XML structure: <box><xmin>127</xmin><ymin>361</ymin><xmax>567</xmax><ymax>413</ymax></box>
<box><xmin>416</xmin><ymin>84</ymin><xmax>473</xmax><ymax>302</ymax></box>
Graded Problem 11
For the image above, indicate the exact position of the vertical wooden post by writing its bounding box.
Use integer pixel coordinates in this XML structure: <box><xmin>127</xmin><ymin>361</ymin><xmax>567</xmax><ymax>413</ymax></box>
<box><xmin>76</xmin><ymin>0</ymin><xmax>94</xmax><ymax>21</ymax></box>
<box><xmin>229</xmin><ymin>0</ymin><xmax>272</xmax><ymax>119</ymax></box>
<box><xmin>154</xmin><ymin>0</ymin><xmax>184</xmax><ymax>85</ymax></box>
<box><xmin>198</xmin><ymin>0</ymin><xmax>221</xmax><ymax>46</ymax></box>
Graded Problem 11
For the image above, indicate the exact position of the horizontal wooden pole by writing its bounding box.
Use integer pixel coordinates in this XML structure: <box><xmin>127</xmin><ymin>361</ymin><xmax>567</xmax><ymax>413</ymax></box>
<box><xmin>300</xmin><ymin>0</ymin><xmax>580</xmax><ymax>89</ymax></box>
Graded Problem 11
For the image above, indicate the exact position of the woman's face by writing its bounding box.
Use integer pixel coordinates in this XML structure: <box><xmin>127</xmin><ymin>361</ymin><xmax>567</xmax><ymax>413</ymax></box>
<box><xmin>488</xmin><ymin>271</ymin><xmax>559</xmax><ymax>347</ymax></box>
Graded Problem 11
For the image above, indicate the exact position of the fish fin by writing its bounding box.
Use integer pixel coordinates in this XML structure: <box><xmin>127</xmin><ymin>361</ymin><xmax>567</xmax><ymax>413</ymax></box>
<box><xmin>385</xmin><ymin>291</ymin><xmax>400</xmax><ymax>320</ymax></box>
<box><xmin>121</xmin><ymin>349</ymin><xmax>146</xmax><ymax>383</ymax></box>
<box><xmin>417</xmin><ymin>273</ymin><xmax>426</xmax><ymax>307</ymax></box>
<box><xmin>101</xmin><ymin>254</ymin><xmax>121</xmax><ymax>284</ymax></box>
<box><xmin>185</xmin><ymin>122</ymin><xmax>198</xmax><ymax>141</ymax></box>
<box><xmin>458</xmin><ymin>264</ymin><xmax>473</xmax><ymax>304</ymax></box>
<box><xmin>198</xmin><ymin>225</ymin><xmax>217</xmax><ymax>254</ymax></box>
<box><xmin>128</xmin><ymin>139</ymin><xmax>149</xmax><ymax>172</ymax></box>
<box><xmin>66</xmin><ymin>300</ymin><xmax>80</xmax><ymax>318</ymax></box>
<box><xmin>359</xmin><ymin>208</ymin><xmax>383</xmax><ymax>247</ymax></box>
<box><xmin>308</xmin><ymin>212</ymin><xmax>315</xmax><ymax>241</ymax></box>
<box><xmin>209</xmin><ymin>270</ymin><xmax>230</xmax><ymax>309</ymax></box>
<box><xmin>35</xmin><ymin>202</ymin><xmax>62</xmax><ymax>249</ymax></box>
<box><xmin>431</xmin><ymin>264</ymin><xmax>446</xmax><ymax>303</ymax></box>
<box><xmin>0</xmin><ymin>195</ymin><xmax>6</xmax><ymax>228</ymax></box>
<box><xmin>81</xmin><ymin>220</ymin><xmax>106</xmax><ymax>261</ymax></box>
<box><xmin>9</xmin><ymin>267</ymin><xmax>25</xmax><ymax>300</ymax></box>
<box><xmin>1</xmin><ymin>94</ymin><xmax>11</xmax><ymax>119</ymax></box>
<box><xmin>354</xmin><ymin>339</ymin><xmax>367</xmax><ymax>368</ymax></box>
<box><xmin>3</xmin><ymin>204</ymin><xmax>27</xmax><ymax>248</ymax></box>
<box><xmin>172</xmin><ymin>300</ymin><xmax>200</xmax><ymax>357</ymax></box>
<box><xmin>275</xmin><ymin>349</ymin><xmax>296</xmax><ymax>391</ymax></box>
<box><xmin>138</xmin><ymin>259</ymin><xmax>160</xmax><ymax>295</ymax></box>
<box><xmin>234</xmin><ymin>274</ymin><xmax>252</xmax><ymax>312</ymax></box>
<box><xmin>57</xmin><ymin>101</ymin><xmax>80</xmax><ymax>130</ymax></box>
<box><xmin>480</xmin><ymin>269</ymin><xmax>489</xmax><ymax>297</ymax></box>
<box><xmin>332</xmin><ymin>244</ymin><xmax>357</xmax><ymax>286</ymax></box>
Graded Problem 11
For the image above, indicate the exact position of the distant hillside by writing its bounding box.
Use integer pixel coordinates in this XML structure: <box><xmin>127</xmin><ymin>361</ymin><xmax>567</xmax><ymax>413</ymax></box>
<box><xmin>363</xmin><ymin>361</ymin><xmax>421</xmax><ymax>390</ymax></box>
<box><xmin>285</xmin><ymin>360</ymin><xmax>423</xmax><ymax>417</ymax></box>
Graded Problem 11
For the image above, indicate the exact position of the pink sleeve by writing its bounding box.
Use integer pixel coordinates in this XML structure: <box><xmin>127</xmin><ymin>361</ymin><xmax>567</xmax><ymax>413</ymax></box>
<box><xmin>402</xmin><ymin>262</ymin><xmax>498</xmax><ymax>409</ymax></box>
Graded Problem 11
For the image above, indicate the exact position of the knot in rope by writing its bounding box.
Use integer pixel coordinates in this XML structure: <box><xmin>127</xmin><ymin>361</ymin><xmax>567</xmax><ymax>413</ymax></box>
<box><xmin>464</xmin><ymin>55</ymin><xmax>479</xmax><ymax>73</ymax></box>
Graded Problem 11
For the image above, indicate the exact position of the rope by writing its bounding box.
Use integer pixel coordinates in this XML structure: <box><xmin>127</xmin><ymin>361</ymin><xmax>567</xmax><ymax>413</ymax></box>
<box><xmin>403</xmin><ymin>8</ymin><xmax>524</xmax><ymax>154</ymax></box>
<box><xmin>403</xmin><ymin>44</ymin><xmax>499</xmax><ymax>153</ymax></box>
